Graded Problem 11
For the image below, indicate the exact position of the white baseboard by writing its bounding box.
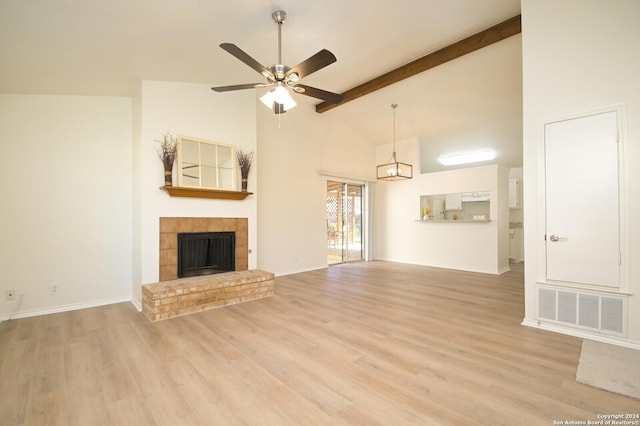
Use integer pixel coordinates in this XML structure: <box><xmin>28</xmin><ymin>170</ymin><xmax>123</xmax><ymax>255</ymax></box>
<box><xmin>521</xmin><ymin>318</ymin><xmax>640</xmax><ymax>350</ymax></box>
<box><xmin>275</xmin><ymin>264</ymin><xmax>328</xmax><ymax>277</ymax></box>
<box><xmin>0</xmin><ymin>296</ymin><xmax>132</xmax><ymax>322</ymax></box>
<box><xmin>397</xmin><ymin>259</ymin><xmax>508</xmax><ymax>275</ymax></box>
<box><xmin>130</xmin><ymin>297</ymin><xmax>142</xmax><ymax>312</ymax></box>
<box><xmin>497</xmin><ymin>266</ymin><xmax>511</xmax><ymax>274</ymax></box>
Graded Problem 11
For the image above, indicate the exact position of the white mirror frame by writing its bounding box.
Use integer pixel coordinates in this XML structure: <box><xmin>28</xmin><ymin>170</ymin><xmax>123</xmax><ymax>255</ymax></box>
<box><xmin>177</xmin><ymin>135</ymin><xmax>237</xmax><ymax>190</ymax></box>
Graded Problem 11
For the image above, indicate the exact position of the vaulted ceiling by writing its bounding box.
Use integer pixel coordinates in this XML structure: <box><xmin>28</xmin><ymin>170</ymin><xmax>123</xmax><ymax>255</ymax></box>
<box><xmin>0</xmin><ymin>0</ymin><xmax>522</xmax><ymax>172</ymax></box>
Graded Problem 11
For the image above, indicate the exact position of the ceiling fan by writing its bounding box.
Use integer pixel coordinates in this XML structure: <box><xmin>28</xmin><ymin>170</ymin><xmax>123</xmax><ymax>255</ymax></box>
<box><xmin>211</xmin><ymin>10</ymin><xmax>343</xmax><ymax>114</ymax></box>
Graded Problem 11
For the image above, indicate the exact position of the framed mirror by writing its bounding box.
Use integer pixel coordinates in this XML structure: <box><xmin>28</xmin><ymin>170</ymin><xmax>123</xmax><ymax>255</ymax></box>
<box><xmin>177</xmin><ymin>135</ymin><xmax>237</xmax><ymax>190</ymax></box>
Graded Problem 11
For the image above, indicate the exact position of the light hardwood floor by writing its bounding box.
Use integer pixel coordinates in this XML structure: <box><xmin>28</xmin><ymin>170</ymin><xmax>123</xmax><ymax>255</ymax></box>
<box><xmin>1</xmin><ymin>261</ymin><xmax>637</xmax><ymax>425</ymax></box>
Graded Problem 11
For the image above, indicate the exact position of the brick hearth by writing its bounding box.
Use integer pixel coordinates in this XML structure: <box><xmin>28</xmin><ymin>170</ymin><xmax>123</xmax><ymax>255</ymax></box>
<box><xmin>142</xmin><ymin>269</ymin><xmax>275</xmax><ymax>321</ymax></box>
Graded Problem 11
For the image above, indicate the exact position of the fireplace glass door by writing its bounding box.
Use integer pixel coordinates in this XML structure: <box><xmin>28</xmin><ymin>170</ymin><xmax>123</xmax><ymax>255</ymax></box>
<box><xmin>177</xmin><ymin>232</ymin><xmax>235</xmax><ymax>277</ymax></box>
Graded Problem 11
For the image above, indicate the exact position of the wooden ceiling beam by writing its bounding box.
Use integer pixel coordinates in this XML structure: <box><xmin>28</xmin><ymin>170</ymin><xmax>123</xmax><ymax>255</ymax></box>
<box><xmin>315</xmin><ymin>14</ymin><xmax>521</xmax><ymax>113</ymax></box>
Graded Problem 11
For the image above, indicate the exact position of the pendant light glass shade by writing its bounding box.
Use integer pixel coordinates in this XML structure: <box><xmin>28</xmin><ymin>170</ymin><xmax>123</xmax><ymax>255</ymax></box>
<box><xmin>376</xmin><ymin>104</ymin><xmax>413</xmax><ymax>181</ymax></box>
<box><xmin>376</xmin><ymin>154</ymin><xmax>413</xmax><ymax>180</ymax></box>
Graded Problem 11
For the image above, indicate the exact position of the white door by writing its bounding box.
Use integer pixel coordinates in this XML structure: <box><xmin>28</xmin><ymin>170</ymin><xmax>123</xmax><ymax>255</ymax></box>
<box><xmin>544</xmin><ymin>110</ymin><xmax>620</xmax><ymax>287</ymax></box>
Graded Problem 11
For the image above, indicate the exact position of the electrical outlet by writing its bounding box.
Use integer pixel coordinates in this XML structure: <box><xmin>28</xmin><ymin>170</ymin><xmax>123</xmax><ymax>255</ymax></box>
<box><xmin>5</xmin><ymin>289</ymin><xmax>15</xmax><ymax>301</ymax></box>
<box><xmin>50</xmin><ymin>284</ymin><xmax>58</xmax><ymax>295</ymax></box>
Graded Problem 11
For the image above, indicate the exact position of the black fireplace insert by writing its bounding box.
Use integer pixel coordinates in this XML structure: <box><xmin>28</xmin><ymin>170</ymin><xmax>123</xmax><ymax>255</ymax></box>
<box><xmin>177</xmin><ymin>232</ymin><xmax>236</xmax><ymax>278</ymax></box>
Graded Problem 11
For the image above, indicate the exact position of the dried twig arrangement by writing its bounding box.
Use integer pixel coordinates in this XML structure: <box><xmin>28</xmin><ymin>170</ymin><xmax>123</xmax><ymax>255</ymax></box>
<box><xmin>156</xmin><ymin>132</ymin><xmax>178</xmax><ymax>171</ymax></box>
<box><xmin>237</xmin><ymin>149</ymin><xmax>254</xmax><ymax>179</ymax></box>
<box><xmin>237</xmin><ymin>149</ymin><xmax>254</xmax><ymax>191</ymax></box>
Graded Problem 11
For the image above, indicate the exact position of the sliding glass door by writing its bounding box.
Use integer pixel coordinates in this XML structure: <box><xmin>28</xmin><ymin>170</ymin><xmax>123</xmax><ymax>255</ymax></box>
<box><xmin>327</xmin><ymin>181</ymin><xmax>364</xmax><ymax>265</ymax></box>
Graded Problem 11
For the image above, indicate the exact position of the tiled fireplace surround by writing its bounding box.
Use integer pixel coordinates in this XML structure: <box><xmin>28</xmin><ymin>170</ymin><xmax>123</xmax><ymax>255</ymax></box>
<box><xmin>141</xmin><ymin>217</ymin><xmax>274</xmax><ymax>321</ymax></box>
<box><xmin>159</xmin><ymin>217</ymin><xmax>249</xmax><ymax>281</ymax></box>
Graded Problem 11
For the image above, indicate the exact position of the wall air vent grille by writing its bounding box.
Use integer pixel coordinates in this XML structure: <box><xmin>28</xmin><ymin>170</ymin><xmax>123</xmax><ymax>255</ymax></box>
<box><xmin>558</xmin><ymin>291</ymin><xmax>577</xmax><ymax>324</ymax></box>
<box><xmin>578</xmin><ymin>294</ymin><xmax>599</xmax><ymax>329</ymax></box>
<box><xmin>537</xmin><ymin>285</ymin><xmax>626</xmax><ymax>337</ymax></box>
<box><xmin>601</xmin><ymin>297</ymin><xmax>624</xmax><ymax>334</ymax></box>
<box><xmin>538</xmin><ymin>288</ymin><xmax>556</xmax><ymax>320</ymax></box>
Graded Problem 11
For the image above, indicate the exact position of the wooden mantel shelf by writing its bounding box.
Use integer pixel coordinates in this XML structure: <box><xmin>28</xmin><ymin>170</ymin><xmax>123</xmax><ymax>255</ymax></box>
<box><xmin>160</xmin><ymin>186</ymin><xmax>253</xmax><ymax>200</ymax></box>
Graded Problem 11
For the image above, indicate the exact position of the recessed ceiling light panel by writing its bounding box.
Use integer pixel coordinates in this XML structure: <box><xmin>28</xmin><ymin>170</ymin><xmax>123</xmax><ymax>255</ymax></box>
<box><xmin>438</xmin><ymin>150</ymin><xmax>496</xmax><ymax>166</ymax></box>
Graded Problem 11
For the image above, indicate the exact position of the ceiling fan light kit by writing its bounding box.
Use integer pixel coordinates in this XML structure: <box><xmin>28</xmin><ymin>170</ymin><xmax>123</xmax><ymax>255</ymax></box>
<box><xmin>259</xmin><ymin>82</ymin><xmax>297</xmax><ymax>112</ymax></box>
<box><xmin>211</xmin><ymin>10</ymin><xmax>343</xmax><ymax>114</ymax></box>
<box><xmin>377</xmin><ymin>104</ymin><xmax>413</xmax><ymax>181</ymax></box>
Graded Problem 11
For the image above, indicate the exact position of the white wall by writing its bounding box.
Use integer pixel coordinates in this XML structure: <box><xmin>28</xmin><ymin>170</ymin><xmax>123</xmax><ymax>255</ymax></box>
<box><xmin>132</xmin><ymin>83</ymin><xmax>143</xmax><ymax>309</ymax></box>
<box><xmin>522</xmin><ymin>0</ymin><xmax>640</xmax><ymax>344</ymax></box>
<box><xmin>0</xmin><ymin>94</ymin><xmax>133</xmax><ymax>319</ymax></box>
<box><xmin>374</xmin><ymin>137</ymin><xmax>510</xmax><ymax>274</ymax></box>
<box><xmin>134</xmin><ymin>81</ymin><xmax>257</xmax><ymax>303</ymax></box>
<box><xmin>256</xmin><ymin>100</ymin><xmax>376</xmax><ymax>276</ymax></box>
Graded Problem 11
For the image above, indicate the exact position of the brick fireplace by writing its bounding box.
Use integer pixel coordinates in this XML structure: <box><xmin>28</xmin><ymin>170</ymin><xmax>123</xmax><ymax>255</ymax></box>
<box><xmin>144</xmin><ymin>217</ymin><xmax>272</xmax><ymax>322</ymax></box>
<box><xmin>159</xmin><ymin>217</ymin><xmax>248</xmax><ymax>282</ymax></box>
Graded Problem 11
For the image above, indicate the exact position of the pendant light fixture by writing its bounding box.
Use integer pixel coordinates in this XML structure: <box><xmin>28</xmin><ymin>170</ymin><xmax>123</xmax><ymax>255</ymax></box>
<box><xmin>376</xmin><ymin>103</ymin><xmax>413</xmax><ymax>180</ymax></box>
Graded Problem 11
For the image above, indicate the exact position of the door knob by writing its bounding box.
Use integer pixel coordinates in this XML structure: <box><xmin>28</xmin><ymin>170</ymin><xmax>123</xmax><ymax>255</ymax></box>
<box><xmin>549</xmin><ymin>234</ymin><xmax>567</xmax><ymax>242</ymax></box>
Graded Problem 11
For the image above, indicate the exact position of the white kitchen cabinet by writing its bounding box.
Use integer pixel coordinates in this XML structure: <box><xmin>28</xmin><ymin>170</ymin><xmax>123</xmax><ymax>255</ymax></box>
<box><xmin>445</xmin><ymin>193</ymin><xmax>462</xmax><ymax>211</ymax></box>
<box><xmin>509</xmin><ymin>227</ymin><xmax>523</xmax><ymax>262</ymax></box>
<box><xmin>509</xmin><ymin>179</ymin><xmax>520</xmax><ymax>209</ymax></box>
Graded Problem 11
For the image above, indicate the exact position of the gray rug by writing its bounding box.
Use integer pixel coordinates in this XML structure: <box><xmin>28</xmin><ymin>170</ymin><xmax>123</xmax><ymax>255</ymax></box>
<box><xmin>576</xmin><ymin>339</ymin><xmax>640</xmax><ymax>399</ymax></box>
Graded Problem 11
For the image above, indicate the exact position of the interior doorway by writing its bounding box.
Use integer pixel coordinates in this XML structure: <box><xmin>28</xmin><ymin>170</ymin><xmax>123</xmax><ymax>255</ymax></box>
<box><xmin>326</xmin><ymin>181</ymin><xmax>364</xmax><ymax>265</ymax></box>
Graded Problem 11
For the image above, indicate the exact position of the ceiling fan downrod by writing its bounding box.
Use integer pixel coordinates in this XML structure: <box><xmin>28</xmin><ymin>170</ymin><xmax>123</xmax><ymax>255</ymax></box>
<box><xmin>272</xmin><ymin>10</ymin><xmax>286</xmax><ymax>66</ymax></box>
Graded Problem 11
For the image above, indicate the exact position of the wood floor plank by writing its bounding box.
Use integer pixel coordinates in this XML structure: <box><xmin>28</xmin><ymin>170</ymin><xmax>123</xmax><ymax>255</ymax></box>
<box><xmin>64</xmin><ymin>341</ymin><xmax>102</xmax><ymax>398</ymax></box>
<box><xmin>24</xmin><ymin>390</ymin><xmax>68</xmax><ymax>426</ymax></box>
<box><xmin>31</xmin><ymin>343</ymin><xmax>66</xmax><ymax>397</ymax></box>
<box><xmin>0</xmin><ymin>333</ymin><xmax>37</xmax><ymax>425</ymax></box>
<box><xmin>66</xmin><ymin>394</ymin><xmax>106</xmax><ymax>426</ymax></box>
<box><xmin>1</xmin><ymin>261</ymin><xmax>638</xmax><ymax>425</ymax></box>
